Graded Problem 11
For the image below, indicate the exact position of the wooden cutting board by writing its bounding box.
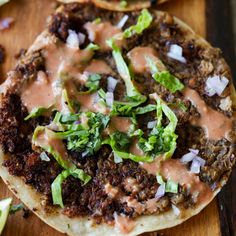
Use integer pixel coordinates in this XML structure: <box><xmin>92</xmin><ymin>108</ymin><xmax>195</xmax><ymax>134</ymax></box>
<box><xmin>0</xmin><ymin>0</ymin><xmax>221</xmax><ymax>235</ymax></box>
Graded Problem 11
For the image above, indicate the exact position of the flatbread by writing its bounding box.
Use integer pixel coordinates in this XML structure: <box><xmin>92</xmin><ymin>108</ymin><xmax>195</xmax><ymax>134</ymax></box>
<box><xmin>59</xmin><ymin>0</ymin><xmax>169</xmax><ymax>11</ymax></box>
<box><xmin>0</xmin><ymin>4</ymin><xmax>235</xmax><ymax>236</ymax></box>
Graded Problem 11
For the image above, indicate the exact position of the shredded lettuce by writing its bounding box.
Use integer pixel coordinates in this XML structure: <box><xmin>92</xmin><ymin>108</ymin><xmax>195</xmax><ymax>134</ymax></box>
<box><xmin>51</xmin><ymin>169</ymin><xmax>91</xmax><ymax>208</ymax></box>
<box><xmin>123</xmin><ymin>9</ymin><xmax>153</xmax><ymax>38</ymax></box>
<box><xmin>32</xmin><ymin>126</ymin><xmax>73</xmax><ymax>169</ymax></box>
<box><xmin>156</xmin><ymin>174</ymin><xmax>178</xmax><ymax>193</ymax></box>
<box><xmin>165</xmin><ymin>180</ymin><xmax>178</xmax><ymax>193</ymax></box>
<box><xmin>107</xmin><ymin>38</ymin><xmax>146</xmax><ymax>104</ymax></box>
<box><xmin>0</xmin><ymin>198</ymin><xmax>12</xmax><ymax>235</ymax></box>
<box><xmin>85</xmin><ymin>43</ymin><xmax>100</xmax><ymax>51</ymax></box>
<box><xmin>33</xmin><ymin>126</ymin><xmax>92</xmax><ymax>208</ymax></box>
<box><xmin>103</xmin><ymin>137</ymin><xmax>153</xmax><ymax>163</ymax></box>
<box><xmin>24</xmin><ymin>106</ymin><xmax>51</xmax><ymax>121</ymax></box>
<box><xmin>146</xmin><ymin>57</ymin><xmax>184</xmax><ymax>93</ymax></box>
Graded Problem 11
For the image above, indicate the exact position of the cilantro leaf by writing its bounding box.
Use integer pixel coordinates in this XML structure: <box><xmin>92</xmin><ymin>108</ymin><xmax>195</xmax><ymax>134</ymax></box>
<box><xmin>123</xmin><ymin>9</ymin><xmax>153</xmax><ymax>38</ymax></box>
<box><xmin>85</xmin><ymin>74</ymin><xmax>101</xmax><ymax>92</ymax></box>
<box><xmin>9</xmin><ymin>204</ymin><xmax>24</xmax><ymax>215</ymax></box>
<box><xmin>138</xmin><ymin>95</ymin><xmax>178</xmax><ymax>159</ymax></box>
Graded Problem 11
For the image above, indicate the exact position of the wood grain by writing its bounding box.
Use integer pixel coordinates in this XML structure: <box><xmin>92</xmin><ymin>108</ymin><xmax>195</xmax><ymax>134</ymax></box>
<box><xmin>0</xmin><ymin>0</ymin><xmax>221</xmax><ymax>235</ymax></box>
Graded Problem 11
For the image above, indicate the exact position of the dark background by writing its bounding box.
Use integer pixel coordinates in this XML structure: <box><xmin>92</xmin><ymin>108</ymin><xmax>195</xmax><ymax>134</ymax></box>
<box><xmin>206</xmin><ymin>0</ymin><xmax>236</xmax><ymax>235</ymax></box>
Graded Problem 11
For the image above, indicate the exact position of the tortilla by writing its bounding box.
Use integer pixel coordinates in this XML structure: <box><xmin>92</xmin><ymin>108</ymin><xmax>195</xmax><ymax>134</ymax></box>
<box><xmin>92</xmin><ymin>0</ymin><xmax>169</xmax><ymax>11</ymax></box>
<box><xmin>0</xmin><ymin>3</ymin><xmax>235</xmax><ymax>236</ymax></box>
<box><xmin>58</xmin><ymin>0</ymin><xmax>169</xmax><ymax>12</ymax></box>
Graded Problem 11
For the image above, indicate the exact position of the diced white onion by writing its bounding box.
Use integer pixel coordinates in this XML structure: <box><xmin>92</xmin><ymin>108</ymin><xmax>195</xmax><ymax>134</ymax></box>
<box><xmin>105</xmin><ymin>92</ymin><xmax>114</xmax><ymax>107</ymax></box>
<box><xmin>0</xmin><ymin>17</ymin><xmax>14</xmax><ymax>31</ymax></box>
<box><xmin>172</xmin><ymin>204</ymin><xmax>181</xmax><ymax>216</ymax></box>
<box><xmin>78</xmin><ymin>32</ymin><xmax>86</xmax><ymax>45</ymax></box>
<box><xmin>180</xmin><ymin>149</ymin><xmax>199</xmax><ymax>163</ymax></box>
<box><xmin>82</xmin><ymin>150</ymin><xmax>89</xmax><ymax>157</ymax></box>
<box><xmin>117</xmin><ymin>15</ymin><xmax>129</xmax><ymax>29</ymax></box>
<box><xmin>107</xmin><ymin>76</ymin><xmax>118</xmax><ymax>92</ymax></box>
<box><xmin>46</xmin><ymin>122</ymin><xmax>59</xmax><ymax>131</ymax></box>
<box><xmin>190</xmin><ymin>158</ymin><xmax>201</xmax><ymax>174</ymax></box>
<box><xmin>114</xmin><ymin>152</ymin><xmax>123</xmax><ymax>163</ymax></box>
<box><xmin>66</xmin><ymin>29</ymin><xmax>79</xmax><ymax>49</ymax></box>
<box><xmin>40</xmin><ymin>152</ymin><xmax>50</xmax><ymax>162</ymax></box>
<box><xmin>155</xmin><ymin>184</ymin><xmax>165</xmax><ymax>200</ymax></box>
<box><xmin>205</xmin><ymin>75</ymin><xmax>229</xmax><ymax>97</ymax></box>
<box><xmin>189</xmin><ymin>149</ymin><xmax>199</xmax><ymax>155</ymax></box>
<box><xmin>147</xmin><ymin>120</ymin><xmax>157</xmax><ymax>129</ymax></box>
<box><xmin>167</xmin><ymin>44</ymin><xmax>187</xmax><ymax>63</ymax></box>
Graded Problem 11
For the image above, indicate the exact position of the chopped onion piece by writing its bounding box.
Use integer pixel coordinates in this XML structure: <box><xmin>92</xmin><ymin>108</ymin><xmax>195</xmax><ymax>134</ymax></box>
<box><xmin>172</xmin><ymin>204</ymin><xmax>181</xmax><ymax>216</ymax></box>
<box><xmin>167</xmin><ymin>44</ymin><xmax>187</xmax><ymax>63</ymax></box>
<box><xmin>46</xmin><ymin>122</ymin><xmax>59</xmax><ymax>131</ymax></box>
<box><xmin>180</xmin><ymin>152</ymin><xmax>195</xmax><ymax>163</ymax></box>
<box><xmin>114</xmin><ymin>152</ymin><xmax>123</xmax><ymax>163</ymax></box>
<box><xmin>78</xmin><ymin>32</ymin><xmax>85</xmax><ymax>45</ymax></box>
<box><xmin>107</xmin><ymin>76</ymin><xmax>118</xmax><ymax>92</ymax></box>
<box><xmin>105</xmin><ymin>92</ymin><xmax>114</xmax><ymax>107</ymax></box>
<box><xmin>205</xmin><ymin>75</ymin><xmax>229</xmax><ymax>96</ymax></box>
<box><xmin>194</xmin><ymin>156</ymin><xmax>206</xmax><ymax>167</ymax></box>
<box><xmin>66</xmin><ymin>29</ymin><xmax>79</xmax><ymax>49</ymax></box>
<box><xmin>0</xmin><ymin>17</ymin><xmax>14</xmax><ymax>31</ymax></box>
<box><xmin>82</xmin><ymin>150</ymin><xmax>89</xmax><ymax>157</ymax></box>
<box><xmin>155</xmin><ymin>184</ymin><xmax>165</xmax><ymax>200</ymax></box>
<box><xmin>40</xmin><ymin>152</ymin><xmax>50</xmax><ymax>162</ymax></box>
<box><xmin>117</xmin><ymin>15</ymin><xmax>129</xmax><ymax>29</ymax></box>
<box><xmin>189</xmin><ymin>148</ymin><xmax>199</xmax><ymax>155</ymax></box>
<box><xmin>190</xmin><ymin>158</ymin><xmax>201</xmax><ymax>174</ymax></box>
<box><xmin>147</xmin><ymin>120</ymin><xmax>157</xmax><ymax>129</ymax></box>
<box><xmin>180</xmin><ymin>149</ymin><xmax>198</xmax><ymax>163</ymax></box>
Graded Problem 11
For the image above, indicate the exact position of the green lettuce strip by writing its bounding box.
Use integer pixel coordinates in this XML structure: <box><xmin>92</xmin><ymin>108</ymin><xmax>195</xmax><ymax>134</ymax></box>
<box><xmin>107</xmin><ymin>38</ymin><xmax>146</xmax><ymax>104</ymax></box>
<box><xmin>146</xmin><ymin>56</ymin><xmax>184</xmax><ymax>93</ymax></box>
<box><xmin>32</xmin><ymin>126</ymin><xmax>91</xmax><ymax>207</ymax></box>
<box><xmin>123</xmin><ymin>9</ymin><xmax>153</xmax><ymax>38</ymax></box>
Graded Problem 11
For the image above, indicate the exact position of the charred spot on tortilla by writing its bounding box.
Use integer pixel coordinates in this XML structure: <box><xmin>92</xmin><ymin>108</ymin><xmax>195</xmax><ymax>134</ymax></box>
<box><xmin>0</xmin><ymin>2</ymin><xmax>235</xmax><ymax>236</ymax></box>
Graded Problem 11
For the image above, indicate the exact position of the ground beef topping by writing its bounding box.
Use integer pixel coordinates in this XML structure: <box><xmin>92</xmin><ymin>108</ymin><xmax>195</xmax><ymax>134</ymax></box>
<box><xmin>0</xmin><ymin>2</ymin><xmax>235</xmax><ymax>227</ymax></box>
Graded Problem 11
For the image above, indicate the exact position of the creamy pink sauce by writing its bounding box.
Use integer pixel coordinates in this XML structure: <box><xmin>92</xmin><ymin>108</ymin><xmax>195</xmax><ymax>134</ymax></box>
<box><xmin>140</xmin><ymin>157</ymin><xmax>162</xmax><ymax>175</ymax></box>
<box><xmin>108</xmin><ymin>117</ymin><xmax>132</xmax><ymax>134</ymax></box>
<box><xmin>127</xmin><ymin>47</ymin><xmax>166</xmax><ymax>74</ymax></box>
<box><xmin>77</xmin><ymin>93</ymin><xmax>110</xmax><ymax>114</ymax></box>
<box><xmin>84</xmin><ymin>21</ymin><xmax>125</xmax><ymax>51</ymax></box>
<box><xmin>184</xmin><ymin>88</ymin><xmax>233</xmax><ymax>140</ymax></box>
<box><xmin>104</xmin><ymin>183</ymin><xmax>158</xmax><ymax>215</ymax></box>
<box><xmin>161</xmin><ymin>159</ymin><xmax>212</xmax><ymax>204</ymax></box>
<box><xmin>114</xmin><ymin>213</ymin><xmax>135</xmax><ymax>234</ymax></box>
<box><xmin>84</xmin><ymin>59</ymin><xmax>112</xmax><ymax>74</ymax></box>
<box><xmin>21</xmin><ymin>43</ymin><xmax>94</xmax><ymax>112</ymax></box>
<box><xmin>21</xmin><ymin>71</ymin><xmax>55</xmax><ymax>112</ymax></box>
<box><xmin>33</xmin><ymin>128</ymin><xmax>72</xmax><ymax>169</ymax></box>
<box><xmin>129</xmin><ymin>139</ymin><xmax>145</xmax><ymax>156</ymax></box>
